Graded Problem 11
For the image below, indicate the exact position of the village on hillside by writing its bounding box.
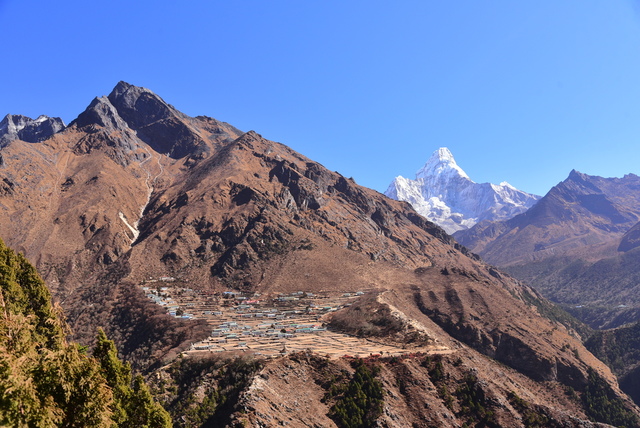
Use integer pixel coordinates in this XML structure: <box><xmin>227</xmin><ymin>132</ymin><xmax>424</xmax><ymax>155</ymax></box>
<box><xmin>141</xmin><ymin>278</ymin><xmax>451</xmax><ymax>359</ymax></box>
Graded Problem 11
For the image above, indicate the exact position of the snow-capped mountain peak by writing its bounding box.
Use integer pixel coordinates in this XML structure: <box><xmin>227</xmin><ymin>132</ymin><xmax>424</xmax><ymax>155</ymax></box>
<box><xmin>385</xmin><ymin>147</ymin><xmax>540</xmax><ymax>234</ymax></box>
<box><xmin>416</xmin><ymin>147</ymin><xmax>469</xmax><ymax>180</ymax></box>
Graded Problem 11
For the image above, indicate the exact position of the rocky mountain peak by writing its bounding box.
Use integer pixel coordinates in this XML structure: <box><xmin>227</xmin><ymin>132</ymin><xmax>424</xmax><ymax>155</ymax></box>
<box><xmin>568</xmin><ymin>168</ymin><xmax>580</xmax><ymax>177</ymax></box>
<box><xmin>109</xmin><ymin>82</ymin><xmax>206</xmax><ymax>158</ymax></box>
<box><xmin>0</xmin><ymin>113</ymin><xmax>65</xmax><ymax>147</ymax></box>
<box><xmin>568</xmin><ymin>169</ymin><xmax>588</xmax><ymax>180</ymax></box>
<box><xmin>564</xmin><ymin>169</ymin><xmax>599</xmax><ymax>190</ymax></box>
<box><xmin>109</xmin><ymin>80</ymin><xmax>140</xmax><ymax>99</ymax></box>
<box><xmin>73</xmin><ymin>96</ymin><xmax>129</xmax><ymax>130</ymax></box>
<box><xmin>70</xmin><ymin>82</ymin><xmax>210</xmax><ymax>160</ymax></box>
<box><xmin>106</xmin><ymin>81</ymin><xmax>184</xmax><ymax>129</ymax></box>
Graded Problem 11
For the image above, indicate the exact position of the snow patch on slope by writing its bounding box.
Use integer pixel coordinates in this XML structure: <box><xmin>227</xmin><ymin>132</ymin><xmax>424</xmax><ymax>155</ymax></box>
<box><xmin>119</xmin><ymin>212</ymin><xmax>139</xmax><ymax>242</ymax></box>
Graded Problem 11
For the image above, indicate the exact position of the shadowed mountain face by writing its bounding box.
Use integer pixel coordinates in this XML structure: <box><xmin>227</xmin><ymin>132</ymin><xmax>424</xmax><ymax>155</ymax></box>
<box><xmin>0</xmin><ymin>82</ymin><xmax>638</xmax><ymax>425</ymax></box>
<box><xmin>620</xmin><ymin>221</ymin><xmax>640</xmax><ymax>253</ymax></box>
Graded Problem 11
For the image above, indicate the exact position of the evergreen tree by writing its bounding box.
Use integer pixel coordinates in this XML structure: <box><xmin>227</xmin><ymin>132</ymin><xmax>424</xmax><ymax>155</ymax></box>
<box><xmin>0</xmin><ymin>240</ymin><xmax>63</xmax><ymax>347</ymax></box>
<box><xmin>36</xmin><ymin>344</ymin><xmax>114</xmax><ymax>428</ymax></box>
<box><xmin>93</xmin><ymin>328</ymin><xmax>132</xmax><ymax>424</ymax></box>
<box><xmin>329</xmin><ymin>359</ymin><xmax>384</xmax><ymax>428</ymax></box>
<box><xmin>0</xmin><ymin>238</ymin><xmax>170</xmax><ymax>427</ymax></box>
<box><xmin>127</xmin><ymin>374</ymin><xmax>172</xmax><ymax>428</ymax></box>
<box><xmin>93</xmin><ymin>329</ymin><xmax>172</xmax><ymax>427</ymax></box>
<box><xmin>0</xmin><ymin>238</ymin><xmax>115</xmax><ymax>427</ymax></box>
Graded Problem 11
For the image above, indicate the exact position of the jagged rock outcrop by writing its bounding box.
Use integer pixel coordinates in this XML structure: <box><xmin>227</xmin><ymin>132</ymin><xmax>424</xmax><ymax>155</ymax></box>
<box><xmin>73</xmin><ymin>96</ymin><xmax>130</xmax><ymax>130</ymax></box>
<box><xmin>70</xmin><ymin>82</ymin><xmax>241</xmax><ymax>166</ymax></box>
<box><xmin>71</xmin><ymin>96</ymin><xmax>142</xmax><ymax>165</ymax></box>
<box><xmin>0</xmin><ymin>113</ymin><xmax>65</xmax><ymax>147</ymax></box>
<box><xmin>106</xmin><ymin>81</ymin><xmax>212</xmax><ymax>158</ymax></box>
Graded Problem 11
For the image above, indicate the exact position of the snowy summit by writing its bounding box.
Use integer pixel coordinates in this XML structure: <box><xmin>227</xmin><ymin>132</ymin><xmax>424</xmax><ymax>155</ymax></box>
<box><xmin>416</xmin><ymin>147</ymin><xmax>469</xmax><ymax>180</ymax></box>
<box><xmin>385</xmin><ymin>147</ymin><xmax>540</xmax><ymax>234</ymax></box>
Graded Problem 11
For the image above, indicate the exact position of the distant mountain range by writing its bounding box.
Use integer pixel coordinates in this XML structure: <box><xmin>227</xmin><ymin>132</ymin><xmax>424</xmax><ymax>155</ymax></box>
<box><xmin>455</xmin><ymin>170</ymin><xmax>640</xmax><ymax>328</ymax></box>
<box><xmin>385</xmin><ymin>147</ymin><xmax>540</xmax><ymax>234</ymax></box>
<box><xmin>384</xmin><ymin>145</ymin><xmax>640</xmax><ymax>329</ymax></box>
<box><xmin>385</xmin><ymin>146</ymin><xmax>640</xmax><ymax>408</ymax></box>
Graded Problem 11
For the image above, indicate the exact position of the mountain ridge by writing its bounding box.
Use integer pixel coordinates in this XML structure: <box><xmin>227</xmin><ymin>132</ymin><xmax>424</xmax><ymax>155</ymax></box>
<box><xmin>454</xmin><ymin>169</ymin><xmax>640</xmax><ymax>332</ymax></box>
<box><xmin>620</xmin><ymin>220</ymin><xmax>640</xmax><ymax>252</ymax></box>
<box><xmin>0</xmin><ymin>113</ymin><xmax>65</xmax><ymax>147</ymax></box>
<box><xmin>0</xmin><ymin>82</ymin><xmax>638</xmax><ymax>426</ymax></box>
<box><xmin>455</xmin><ymin>170</ymin><xmax>640</xmax><ymax>266</ymax></box>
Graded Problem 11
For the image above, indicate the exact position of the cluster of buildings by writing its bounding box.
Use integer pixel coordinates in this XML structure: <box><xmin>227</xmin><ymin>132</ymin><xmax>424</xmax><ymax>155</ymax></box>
<box><xmin>138</xmin><ymin>280</ymin><xmax>447</xmax><ymax>359</ymax></box>
<box><xmin>140</xmin><ymin>279</ymin><xmax>385</xmax><ymax>356</ymax></box>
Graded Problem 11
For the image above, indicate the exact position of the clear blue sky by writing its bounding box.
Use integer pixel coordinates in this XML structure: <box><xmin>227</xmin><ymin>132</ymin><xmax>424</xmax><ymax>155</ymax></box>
<box><xmin>1</xmin><ymin>0</ymin><xmax>640</xmax><ymax>196</ymax></box>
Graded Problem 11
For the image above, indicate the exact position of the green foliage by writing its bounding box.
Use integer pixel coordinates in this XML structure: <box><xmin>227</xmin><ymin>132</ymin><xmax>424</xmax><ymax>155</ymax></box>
<box><xmin>127</xmin><ymin>374</ymin><xmax>173</xmax><ymax>428</ymax></box>
<box><xmin>328</xmin><ymin>359</ymin><xmax>384</xmax><ymax>428</ymax></box>
<box><xmin>454</xmin><ymin>372</ymin><xmax>497</xmax><ymax>427</ymax></box>
<box><xmin>38</xmin><ymin>344</ymin><xmax>114</xmax><ymax>428</ymax></box>
<box><xmin>438</xmin><ymin>384</ymin><xmax>454</xmax><ymax>411</ymax></box>
<box><xmin>582</xmin><ymin>368</ymin><xmax>639</xmax><ymax>428</ymax></box>
<box><xmin>93</xmin><ymin>329</ymin><xmax>172</xmax><ymax>427</ymax></box>
<box><xmin>429</xmin><ymin>360</ymin><xmax>445</xmax><ymax>382</ymax></box>
<box><xmin>585</xmin><ymin>322</ymin><xmax>640</xmax><ymax>377</ymax></box>
<box><xmin>94</xmin><ymin>328</ymin><xmax>132</xmax><ymax>424</ymax></box>
<box><xmin>0</xmin><ymin>238</ymin><xmax>113</xmax><ymax>427</ymax></box>
<box><xmin>0</xmin><ymin>239</ymin><xmax>64</xmax><ymax>348</ymax></box>
<box><xmin>423</xmin><ymin>356</ymin><xmax>499</xmax><ymax>426</ymax></box>
<box><xmin>423</xmin><ymin>355</ymin><xmax>454</xmax><ymax>410</ymax></box>
<box><xmin>0</xmin><ymin>238</ymin><xmax>170</xmax><ymax>427</ymax></box>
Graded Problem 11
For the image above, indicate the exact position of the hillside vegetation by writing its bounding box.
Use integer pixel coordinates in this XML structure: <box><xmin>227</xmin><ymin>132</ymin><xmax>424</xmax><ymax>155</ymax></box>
<box><xmin>0</xmin><ymin>238</ymin><xmax>170</xmax><ymax>427</ymax></box>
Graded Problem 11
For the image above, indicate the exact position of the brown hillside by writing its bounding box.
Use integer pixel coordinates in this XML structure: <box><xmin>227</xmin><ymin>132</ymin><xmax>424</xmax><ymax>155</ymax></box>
<box><xmin>0</xmin><ymin>82</ymin><xmax>638</xmax><ymax>425</ymax></box>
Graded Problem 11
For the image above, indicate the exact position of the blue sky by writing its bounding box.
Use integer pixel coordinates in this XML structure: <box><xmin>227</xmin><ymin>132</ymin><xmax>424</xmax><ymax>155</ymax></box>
<box><xmin>1</xmin><ymin>1</ymin><xmax>640</xmax><ymax>196</ymax></box>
